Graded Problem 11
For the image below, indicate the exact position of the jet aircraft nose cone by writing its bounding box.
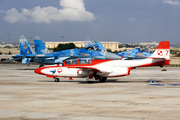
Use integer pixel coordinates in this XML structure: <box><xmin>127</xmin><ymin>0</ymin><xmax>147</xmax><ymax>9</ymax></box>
<box><xmin>34</xmin><ymin>68</ymin><xmax>41</xmax><ymax>74</ymax></box>
<box><xmin>105</xmin><ymin>52</ymin><xmax>121</xmax><ymax>60</ymax></box>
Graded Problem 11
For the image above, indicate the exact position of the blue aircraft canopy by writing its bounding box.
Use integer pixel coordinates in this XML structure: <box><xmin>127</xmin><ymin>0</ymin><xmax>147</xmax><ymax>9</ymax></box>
<box><xmin>84</xmin><ymin>37</ymin><xmax>93</xmax><ymax>48</ymax></box>
<box><xmin>94</xmin><ymin>40</ymin><xmax>106</xmax><ymax>51</ymax></box>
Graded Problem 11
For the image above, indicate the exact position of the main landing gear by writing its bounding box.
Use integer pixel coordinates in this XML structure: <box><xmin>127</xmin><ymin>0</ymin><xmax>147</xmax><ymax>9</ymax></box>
<box><xmin>99</xmin><ymin>77</ymin><xmax>107</xmax><ymax>82</ymax></box>
<box><xmin>53</xmin><ymin>77</ymin><xmax>60</xmax><ymax>82</ymax></box>
<box><xmin>87</xmin><ymin>77</ymin><xmax>107</xmax><ymax>83</ymax></box>
<box><xmin>87</xmin><ymin>81</ymin><xmax>95</xmax><ymax>83</ymax></box>
<box><xmin>93</xmin><ymin>72</ymin><xmax>107</xmax><ymax>83</ymax></box>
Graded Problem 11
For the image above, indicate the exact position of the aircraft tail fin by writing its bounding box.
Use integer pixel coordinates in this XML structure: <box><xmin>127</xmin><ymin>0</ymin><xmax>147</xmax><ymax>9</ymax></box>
<box><xmin>34</xmin><ymin>36</ymin><xmax>50</xmax><ymax>54</ymax></box>
<box><xmin>149</xmin><ymin>41</ymin><xmax>170</xmax><ymax>59</ymax></box>
<box><xmin>19</xmin><ymin>35</ymin><xmax>35</xmax><ymax>55</ymax></box>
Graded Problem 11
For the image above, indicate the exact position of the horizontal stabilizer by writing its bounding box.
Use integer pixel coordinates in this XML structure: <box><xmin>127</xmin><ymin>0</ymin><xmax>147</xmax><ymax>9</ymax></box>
<box><xmin>54</xmin><ymin>57</ymin><xmax>69</xmax><ymax>63</ymax></box>
<box><xmin>3</xmin><ymin>58</ymin><xmax>23</xmax><ymax>62</ymax></box>
<box><xmin>135</xmin><ymin>53</ymin><xmax>148</xmax><ymax>58</ymax></box>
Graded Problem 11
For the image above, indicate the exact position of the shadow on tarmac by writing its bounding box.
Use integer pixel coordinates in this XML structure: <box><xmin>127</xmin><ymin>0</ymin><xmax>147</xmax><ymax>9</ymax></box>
<box><xmin>37</xmin><ymin>79</ymin><xmax>150</xmax><ymax>84</ymax></box>
<box><xmin>16</xmin><ymin>68</ymin><xmax>36</xmax><ymax>70</ymax></box>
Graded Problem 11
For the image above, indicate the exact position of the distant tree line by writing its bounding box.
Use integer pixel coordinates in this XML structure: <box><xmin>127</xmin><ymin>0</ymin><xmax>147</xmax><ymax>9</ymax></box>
<box><xmin>106</xmin><ymin>49</ymin><xmax>126</xmax><ymax>53</ymax></box>
<box><xmin>170</xmin><ymin>50</ymin><xmax>180</xmax><ymax>57</ymax></box>
<box><xmin>0</xmin><ymin>51</ymin><xmax>12</xmax><ymax>55</ymax></box>
<box><xmin>53</xmin><ymin>43</ymin><xmax>76</xmax><ymax>52</ymax></box>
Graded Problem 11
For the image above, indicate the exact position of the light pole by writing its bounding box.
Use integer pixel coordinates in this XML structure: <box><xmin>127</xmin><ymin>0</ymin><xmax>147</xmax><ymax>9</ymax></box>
<box><xmin>7</xmin><ymin>33</ymin><xmax>11</xmax><ymax>44</ymax></box>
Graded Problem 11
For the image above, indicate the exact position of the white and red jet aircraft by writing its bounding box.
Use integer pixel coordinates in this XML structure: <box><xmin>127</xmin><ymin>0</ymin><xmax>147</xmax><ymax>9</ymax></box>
<box><xmin>34</xmin><ymin>41</ymin><xmax>170</xmax><ymax>83</ymax></box>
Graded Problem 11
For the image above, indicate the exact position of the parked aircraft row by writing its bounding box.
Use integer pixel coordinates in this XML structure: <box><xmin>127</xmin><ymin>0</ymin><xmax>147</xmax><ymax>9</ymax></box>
<box><xmin>4</xmin><ymin>35</ymin><xmax>169</xmax><ymax>83</ymax></box>
<box><xmin>6</xmin><ymin>35</ymin><xmax>153</xmax><ymax>67</ymax></box>
<box><xmin>7</xmin><ymin>35</ymin><xmax>121</xmax><ymax>67</ymax></box>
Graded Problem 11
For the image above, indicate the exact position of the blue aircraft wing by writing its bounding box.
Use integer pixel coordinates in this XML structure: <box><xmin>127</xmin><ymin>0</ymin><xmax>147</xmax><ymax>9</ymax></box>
<box><xmin>116</xmin><ymin>48</ymin><xmax>153</xmax><ymax>59</ymax></box>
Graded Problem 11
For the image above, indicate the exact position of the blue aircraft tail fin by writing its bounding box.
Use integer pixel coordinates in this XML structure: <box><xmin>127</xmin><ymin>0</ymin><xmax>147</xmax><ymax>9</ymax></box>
<box><xmin>19</xmin><ymin>35</ymin><xmax>35</xmax><ymax>55</ymax></box>
<box><xmin>34</xmin><ymin>36</ymin><xmax>50</xmax><ymax>54</ymax></box>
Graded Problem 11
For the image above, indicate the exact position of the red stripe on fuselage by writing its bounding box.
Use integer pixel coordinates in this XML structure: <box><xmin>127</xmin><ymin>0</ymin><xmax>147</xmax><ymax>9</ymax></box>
<box><xmin>135</xmin><ymin>59</ymin><xmax>170</xmax><ymax>67</ymax></box>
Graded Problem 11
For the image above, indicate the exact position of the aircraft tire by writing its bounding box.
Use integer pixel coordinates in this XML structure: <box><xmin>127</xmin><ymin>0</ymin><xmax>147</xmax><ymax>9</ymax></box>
<box><xmin>99</xmin><ymin>77</ymin><xmax>107</xmax><ymax>82</ymax></box>
<box><xmin>54</xmin><ymin>78</ymin><xmax>60</xmax><ymax>82</ymax></box>
<box><xmin>87</xmin><ymin>81</ymin><xmax>94</xmax><ymax>83</ymax></box>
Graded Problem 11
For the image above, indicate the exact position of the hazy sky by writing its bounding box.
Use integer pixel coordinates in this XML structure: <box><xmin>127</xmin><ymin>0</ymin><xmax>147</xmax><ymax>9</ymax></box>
<box><xmin>0</xmin><ymin>0</ymin><xmax>180</xmax><ymax>44</ymax></box>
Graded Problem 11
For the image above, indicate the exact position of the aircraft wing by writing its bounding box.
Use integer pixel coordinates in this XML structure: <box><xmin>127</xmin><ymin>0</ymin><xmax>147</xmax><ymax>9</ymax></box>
<box><xmin>134</xmin><ymin>53</ymin><xmax>148</xmax><ymax>58</ymax></box>
<box><xmin>97</xmin><ymin>68</ymin><xmax>113</xmax><ymax>73</ymax></box>
<box><xmin>3</xmin><ymin>55</ymin><xmax>25</xmax><ymax>63</ymax></box>
<box><xmin>23</xmin><ymin>54</ymin><xmax>67</xmax><ymax>58</ymax></box>
<box><xmin>3</xmin><ymin>58</ymin><xmax>23</xmax><ymax>62</ymax></box>
<box><xmin>70</xmin><ymin>66</ymin><xmax>113</xmax><ymax>74</ymax></box>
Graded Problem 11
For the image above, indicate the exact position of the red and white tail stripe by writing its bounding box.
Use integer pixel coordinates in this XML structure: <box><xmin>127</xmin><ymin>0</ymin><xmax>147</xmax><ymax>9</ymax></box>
<box><xmin>149</xmin><ymin>41</ymin><xmax>170</xmax><ymax>59</ymax></box>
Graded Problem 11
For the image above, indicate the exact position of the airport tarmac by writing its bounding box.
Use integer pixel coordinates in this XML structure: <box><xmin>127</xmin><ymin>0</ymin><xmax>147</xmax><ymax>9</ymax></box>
<box><xmin>0</xmin><ymin>64</ymin><xmax>180</xmax><ymax>120</ymax></box>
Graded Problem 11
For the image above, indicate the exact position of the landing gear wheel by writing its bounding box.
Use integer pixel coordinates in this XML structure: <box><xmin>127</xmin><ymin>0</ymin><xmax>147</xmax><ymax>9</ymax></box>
<box><xmin>162</xmin><ymin>69</ymin><xmax>167</xmax><ymax>71</ymax></box>
<box><xmin>39</xmin><ymin>64</ymin><xmax>44</xmax><ymax>68</ymax></box>
<box><xmin>87</xmin><ymin>81</ymin><xmax>94</xmax><ymax>83</ymax></box>
<box><xmin>54</xmin><ymin>77</ymin><xmax>60</xmax><ymax>82</ymax></box>
<box><xmin>99</xmin><ymin>77</ymin><xmax>107</xmax><ymax>82</ymax></box>
<box><xmin>93</xmin><ymin>72</ymin><xmax>100</xmax><ymax>80</ymax></box>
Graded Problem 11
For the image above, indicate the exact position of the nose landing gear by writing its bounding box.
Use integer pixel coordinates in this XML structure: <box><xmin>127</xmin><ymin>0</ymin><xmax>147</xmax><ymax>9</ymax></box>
<box><xmin>53</xmin><ymin>77</ymin><xmax>60</xmax><ymax>82</ymax></box>
<box><xmin>39</xmin><ymin>64</ymin><xmax>44</xmax><ymax>68</ymax></box>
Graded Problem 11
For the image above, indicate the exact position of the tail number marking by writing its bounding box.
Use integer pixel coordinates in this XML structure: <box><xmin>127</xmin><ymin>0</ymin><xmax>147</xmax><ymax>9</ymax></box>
<box><xmin>166</xmin><ymin>50</ymin><xmax>169</xmax><ymax>56</ymax></box>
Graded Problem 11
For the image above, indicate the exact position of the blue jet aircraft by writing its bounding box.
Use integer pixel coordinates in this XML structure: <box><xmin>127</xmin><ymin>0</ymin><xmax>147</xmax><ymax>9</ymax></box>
<box><xmin>116</xmin><ymin>48</ymin><xmax>153</xmax><ymax>60</ymax></box>
<box><xmin>7</xmin><ymin>35</ymin><xmax>121</xmax><ymax>67</ymax></box>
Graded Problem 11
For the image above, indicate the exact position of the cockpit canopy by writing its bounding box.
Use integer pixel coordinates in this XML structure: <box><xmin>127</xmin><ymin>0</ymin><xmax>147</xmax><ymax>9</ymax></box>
<box><xmin>64</xmin><ymin>58</ymin><xmax>92</xmax><ymax>65</ymax></box>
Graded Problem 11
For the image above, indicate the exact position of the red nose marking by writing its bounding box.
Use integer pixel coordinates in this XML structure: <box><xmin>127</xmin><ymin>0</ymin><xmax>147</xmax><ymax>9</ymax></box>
<box><xmin>34</xmin><ymin>68</ymin><xmax>41</xmax><ymax>74</ymax></box>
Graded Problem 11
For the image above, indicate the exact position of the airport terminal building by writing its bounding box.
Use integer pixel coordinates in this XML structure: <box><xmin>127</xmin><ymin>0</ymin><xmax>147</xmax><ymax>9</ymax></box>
<box><xmin>45</xmin><ymin>41</ymin><xmax>119</xmax><ymax>51</ymax></box>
